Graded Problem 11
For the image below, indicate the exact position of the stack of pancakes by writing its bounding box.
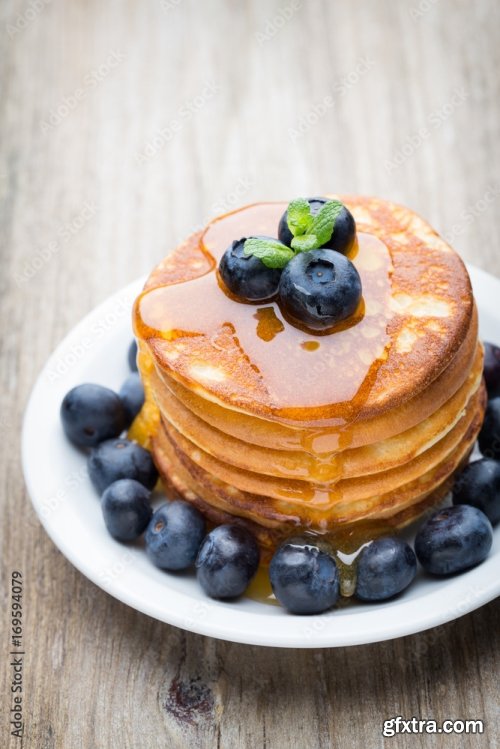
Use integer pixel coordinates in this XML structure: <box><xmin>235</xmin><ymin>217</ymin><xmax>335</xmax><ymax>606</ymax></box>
<box><xmin>132</xmin><ymin>197</ymin><xmax>485</xmax><ymax>553</ymax></box>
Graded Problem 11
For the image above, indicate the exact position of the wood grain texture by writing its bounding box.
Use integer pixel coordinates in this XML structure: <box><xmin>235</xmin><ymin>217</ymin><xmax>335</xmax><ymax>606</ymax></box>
<box><xmin>1</xmin><ymin>0</ymin><xmax>499</xmax><ymax>747</ymax></box>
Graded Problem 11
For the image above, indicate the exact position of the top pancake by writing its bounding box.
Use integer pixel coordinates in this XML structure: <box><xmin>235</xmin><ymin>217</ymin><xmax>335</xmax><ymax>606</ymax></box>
<box><xmin>133</xmin><ymin>197</ymin><xmax>474</xmax><ymax>425</ymax></box>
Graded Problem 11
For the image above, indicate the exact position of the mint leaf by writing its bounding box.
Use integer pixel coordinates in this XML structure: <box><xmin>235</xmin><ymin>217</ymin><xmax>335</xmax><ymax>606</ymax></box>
<box><xmin>291</xmin><ymin>234</ymin><xmax>319</xmax><ymax>252</ymax></box>
<box><xmin>310</xmin><ymin>200</ymin><xmax>344</xmax><ymax>246</ymax></box>
<box><xmin>244</xmin><ymin>238</ymin><xmax>295</xmax><ymax>269</ymax></box>
<box><xmin>287</xmin><ymin>198</ymin><xmax>313</xmax><ymax>237</ymax></box>
<box><xmin>243</xmin><ymin>198</ymin><xmax>348</xmax><ymax>271</ymax></box>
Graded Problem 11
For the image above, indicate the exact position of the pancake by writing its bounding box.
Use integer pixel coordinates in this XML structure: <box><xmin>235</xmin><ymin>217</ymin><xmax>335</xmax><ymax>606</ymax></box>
<box><xmin>159</xmin><ymin>381</ymin><xmax>483</xmax><ymax>505</ymax></box>
<box><xmin>158</xmin><ymin>380</ymin><xmax>484</xmax><ymax>509</ymax></box>
<box><xmin>155</xmin><ymin>387</ymin><xmax>483</xmax><ymax>527</ymax></box>
<box><xmin>152</xmin><ymin>402</ymin><xmax>480</xmax><ymax>554</ymax></box>
<box><xmin>132</xmin><ymin>196</ymin><xmax>484</xmax><ymax>552</ymax></box>
<box><xmin>149</xmin><ymin>344</ymin><xmax>483</xmax><ymax>481</ymax></box>
<box><xmin>134</xmin><ymin>197</ymin><xmax>474</xmax><ymax>425</ymax></box>
<box><xmin>152</xmin><ymin>423</ymin><xmax>445</xmax><ymax>537</ymax></box>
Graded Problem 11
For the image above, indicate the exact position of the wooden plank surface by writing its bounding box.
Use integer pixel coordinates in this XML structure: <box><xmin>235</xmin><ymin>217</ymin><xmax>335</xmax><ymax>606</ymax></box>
<box><xmin>1</xmin><ymin>0</ymin><xmax>499</xmax><ymax>747</ymax></box>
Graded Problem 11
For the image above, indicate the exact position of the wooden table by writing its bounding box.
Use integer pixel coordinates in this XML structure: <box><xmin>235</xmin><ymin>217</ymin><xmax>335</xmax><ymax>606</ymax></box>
<box><xmin>2</xmin><ymin>1</ymin><xmax>499</xmax><ymax>746</ymax></box>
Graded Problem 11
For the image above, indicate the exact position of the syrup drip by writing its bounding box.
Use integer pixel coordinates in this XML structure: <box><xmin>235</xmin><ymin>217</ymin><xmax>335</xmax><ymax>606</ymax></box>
<box><xmin>246</xmin><ymin>520</ymin><xmax>392</xmax><ymax>605</ymax></box>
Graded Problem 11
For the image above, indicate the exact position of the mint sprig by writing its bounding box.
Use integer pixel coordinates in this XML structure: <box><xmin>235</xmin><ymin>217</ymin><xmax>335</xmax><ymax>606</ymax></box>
<box><xmin>243</xmin><ymin>238</ymin><xmax>294</xmax><ymax>269</ymax></box>
<box><xmin>290</xmin><ymin>199</ymin><xmax>343</xmax><ymax>251</ymax></box>
<box><xmin>243</xmin><ymin>198</ymin><xmax>346</xmax><ymax>269</ymax></box>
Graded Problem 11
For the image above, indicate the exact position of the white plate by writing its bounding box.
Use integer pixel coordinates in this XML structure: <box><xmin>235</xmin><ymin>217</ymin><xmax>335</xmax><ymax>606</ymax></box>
<box><xmin>22</xmin><ymin>267</ymin><xmax>500</xmax><ymax>648</ymax></box>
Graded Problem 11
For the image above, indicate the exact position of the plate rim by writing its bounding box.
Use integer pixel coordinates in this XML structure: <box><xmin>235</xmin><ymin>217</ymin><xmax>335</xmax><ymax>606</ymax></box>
<box><xmin>21</xmin><ymin>267</ymin><xmax>500</xmax><ymax>648</ymax></box>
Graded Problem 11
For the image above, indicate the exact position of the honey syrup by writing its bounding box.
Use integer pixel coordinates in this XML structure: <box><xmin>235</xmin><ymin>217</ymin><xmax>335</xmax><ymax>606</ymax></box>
<box><xmin>134</xmin><ymin>203</ymin><xmax>394</xmax><ymax>427</ymax></box>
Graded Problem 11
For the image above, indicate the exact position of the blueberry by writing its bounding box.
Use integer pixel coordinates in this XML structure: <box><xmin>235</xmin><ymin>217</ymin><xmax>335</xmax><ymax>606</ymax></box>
<box><xmin>355</xmin><ymin>536</ymin><xmax>417</xmax><ymax>602</ymax></box>
<box><xmin>119</xmin><ymin>373</ymin><xmax>145</xmax><ymax>425</ymax></box>
<box><xmin>101</xmin><ymin>479</ymin><xmax>152</xmax><ymax>541</ymax></box>
<box><xmin>478</xmin><ymin>397</ymin><xmax>500</xmax><ymax>459</ymax></box>
<box><xmin>128</xmin><ymin>339</ymin><xmax>138</xmax><ymax>372</ymax></box>
<box><xmin>61</xmin><ymin>384</ymin><xmax>126</xmax><ymax>448</ymax></box>
<box><xmin>146</xmin><ymin>501</ymin><xmax>206</xmax><ymax>570</ymax></box>
<box><xmin>269</xmin><ymin>537</ymin><xmax>340</xmax><ymax>614</ymax></box>
<box><xmin>219</xmin><ymin>237</ymin><xmax>282</xmax><ymax>301</ymax></box>
<box><xmin>88</xmin><ymin>438</ymin><xmax>158</xmax><ymax>495</ymax></box>
<box><xmin>196</xmin><ymin>525</ymin><xmax>260</xmax><ymax>599</ymax></box>
<box><xmin>415</xmin><ymin>505</ymin><xmax>493</xmax><ymax>576</ymax></box>
<box><xmin>278</xmin><ymin>197</ymin><xmax>356</xmax><ymax>255</ymax></box>
<box><xmin>453</xmin><ymin>459</ymin><xmax>500</xmax><ymax>525</ymax></box>
<box><xmin>278</xmin><ymin>249</ymin><xmax>362</xmax><ymax>330</ymax></box>
<box><xmin>483</xmin><ymin>342</ymin><xmax>500</xmax><ymax>397</ymax></box>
